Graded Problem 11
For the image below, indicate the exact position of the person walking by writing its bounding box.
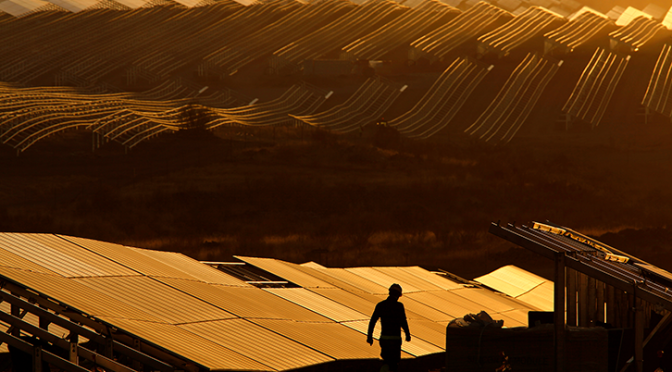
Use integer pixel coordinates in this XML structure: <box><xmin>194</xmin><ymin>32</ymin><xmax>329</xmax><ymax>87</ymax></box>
<box><xmin>367</xmin><ymin>283</ymin><xmax>411</xmax><ymax>372</ymax></box>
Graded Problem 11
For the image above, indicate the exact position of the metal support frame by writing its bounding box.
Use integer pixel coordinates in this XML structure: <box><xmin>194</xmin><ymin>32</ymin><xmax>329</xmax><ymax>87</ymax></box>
<box><xmin>488</xmin><ymin>223</ymin><xmax>672</xmax><ymax>311</ymax></box>
<box><xmin>0</xmin><ymin>331</ymin><xmax>89</xmax><ymax>372</ymax></box>
<box><xmin>0</xmin><ymin>306</ymin><xmax>137</xmax><ymax>372</ymax></box>
<box><xmin>0</xmin><ymin>286</ymin><xmax>175</xmax><ymax>372</ymax></box>
<box><xmin>490</xmin><ymin>221</ymin><xmax>672</xmax><ymax>372</ymax></box>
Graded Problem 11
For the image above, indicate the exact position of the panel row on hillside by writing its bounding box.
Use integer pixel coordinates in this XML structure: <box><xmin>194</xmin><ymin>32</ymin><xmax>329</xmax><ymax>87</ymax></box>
<box><xmin>0</xmin><ymin>0</ymin><xmax>671</xmax><ymax>150</ymax></box>
<box><xmin>0</xmin><ymin>232</ymin><xmax>546</xmax><ymax>371</ymax></box>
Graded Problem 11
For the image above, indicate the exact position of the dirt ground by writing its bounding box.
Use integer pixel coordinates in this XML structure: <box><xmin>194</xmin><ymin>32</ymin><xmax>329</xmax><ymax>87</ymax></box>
<box><xmin>1</xmin><ymin>107</ymin><xmax>672</xmax><ymax>281</ymax></box>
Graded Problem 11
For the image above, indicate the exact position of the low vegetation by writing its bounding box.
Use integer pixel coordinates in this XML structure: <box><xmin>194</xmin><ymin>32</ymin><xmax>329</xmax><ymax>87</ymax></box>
<box><xmin>1</xmin><ymin>123</ymin><xmax>671</xmax><ymax>279</ymax></box>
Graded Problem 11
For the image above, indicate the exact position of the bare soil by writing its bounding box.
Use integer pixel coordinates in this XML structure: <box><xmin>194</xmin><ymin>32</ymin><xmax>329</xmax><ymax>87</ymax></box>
<box><xmin>2</xmin><ymin>113</ymin><xmax>672</xmax><ymax>281</ymax></box>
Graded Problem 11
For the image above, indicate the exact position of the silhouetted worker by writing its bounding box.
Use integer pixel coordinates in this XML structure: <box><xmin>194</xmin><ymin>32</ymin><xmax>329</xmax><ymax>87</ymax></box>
<box><xmin>367</xmin><ymin>283</ymin><xmax>411</xmax><ymax>372</ymax></box>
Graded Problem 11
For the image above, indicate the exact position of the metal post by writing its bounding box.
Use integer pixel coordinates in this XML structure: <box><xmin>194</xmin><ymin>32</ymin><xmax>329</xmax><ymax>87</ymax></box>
<box><xmin>104</xmin><ymin>337</ymin><xmax>113</xmax><ymax>359</ymax></box>
<box><xmin>587</xmin><ymin>276</ymin><xmax>596</xmax><ymax>326</ymax></box>
<box><xmin>132</xmin><ymin>338</ymin><xmax>143</xmax><ymax>370</ymax></box>
<box><xmin>607</xmin><ymin>285</ymin><xmax>615</xmax><ymax>326</ymax></box>
<box><xmin>10</xmin><ymin>293</ymin><xmax>20</xmax><ymax>337</ymax></box>
<box><xmin>69</xmin><ymin>333</ymin><xmax>79</xmax><ymax>364</ymax></box>
<box><xmin>33</xmin><ymin>346</ymin><xmax>42</xmax><ymax>372</ymax></box>
<box><xmin>579</xmin><ymin>273</ymin><xmax>588</xmax><ymax>327</ymax></box>
<box><xmin>634</xmin><ymin>285</ymin><xmax>644</xmax><ymax>372</ymax></box>
<box><xmin>597</xmin><ymin>281</ymin><xmax>605</xmax><ymax>323</ymax></box>
<box><xmin>554</xmin><ymin>252</ymin><xmax>566</xmax><ymax>372</ymax></box>
<box><xmin>567</xmin><ymin>268</ymin><xmax>577</xmax><ymax>326</ymax></box>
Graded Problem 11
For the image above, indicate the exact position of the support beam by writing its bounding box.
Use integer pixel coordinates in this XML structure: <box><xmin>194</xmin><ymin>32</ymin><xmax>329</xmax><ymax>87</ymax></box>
<box><xmin>644</xmin><ymin>312</ymin><xmax>672</xmax><ymax>347</ymax></box>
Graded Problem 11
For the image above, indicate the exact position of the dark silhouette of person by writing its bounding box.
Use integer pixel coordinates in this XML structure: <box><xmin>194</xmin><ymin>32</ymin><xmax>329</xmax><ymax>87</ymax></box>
<box><xmin>367</xmin><ymin>283</ymin><xmax>411</xmax><ymax>372</ymax></box>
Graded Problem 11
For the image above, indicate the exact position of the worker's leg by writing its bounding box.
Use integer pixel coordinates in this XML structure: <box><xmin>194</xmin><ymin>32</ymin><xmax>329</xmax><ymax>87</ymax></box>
<box><xmin>379</xmin><ymin>338</ymin><xmax>402</xmax><ymax>372</ymax></box>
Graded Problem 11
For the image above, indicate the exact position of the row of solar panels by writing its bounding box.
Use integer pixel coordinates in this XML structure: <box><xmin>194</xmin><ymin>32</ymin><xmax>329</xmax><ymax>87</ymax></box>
<box><xmin>0</xmin><ymin>42</ymin><xmax>665</xmax><ymax>153</ymax></box>
<box><xmin>0</xmin><ymin>80</ymin><xmax>253</xmax><ymax>152</ymax></box>
<box><xmin>0</xmin><ymin>0</ymin><xmax>670</xmax><ymax>87</ymax></box>
<box><xmin>0</xmin><ymin>0</ymin><xmax>671</xmax><ymax>149</ymax></box>
<box><xmin>0</xmin><ymin>0</ymin><xmax>667</xmax><ymax>20</ymax></box>
<box><xmin>0</xmin><ymin>233</ymin><xmax>552</xmax><ymax>371</ymax></box>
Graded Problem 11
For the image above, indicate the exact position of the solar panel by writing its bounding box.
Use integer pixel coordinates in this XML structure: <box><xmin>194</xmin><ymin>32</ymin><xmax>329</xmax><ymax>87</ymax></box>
<box><xmin>0</xmin><ymin>266</ymin><xmax>163</xmax><ymax>321</ymax></box>
<box><xmin>138</xmin><ymin>249</ymin><xmax>250</xmax><ymax>286</ymax></box>
<box><xmin>99</xmin><ymin>317</ymin><xmax>273</xmax><ymax>371</ymax></box>
<box><xmin>347</xmin><ymin>267</ymin><xmax>422</xmax><ymax>293</ymax></box>
<box><xmin>59</xmin><ymin>235</ymin><xmax>222</xmax><ymax>280</ymax></box>
<box><xmin>180</xmin><ymin>318</ymin><xmax>335</xmax><ymax>371</ymax></box>
<box><xmin>0</xmin><ymin>233</ymin><xmax>137</xmax><ymax>277</ymax></box>
<box><xmin>236</xmin><ymin>256</ymin><xmax>335</xmax><ymax>288</ymax></box>
<box><xmin>250</xmin><ymin>319</ymin><xmax>383</xmax><ymax>360</ymax></box>
<box><xmin>75</xmin><ymin>276</ymin><xmax>237</xmax><ymax>324</ymax></box>
<box><xmin>405</xmin><ymin>290</ymin><xmax>480</xmax><ymax>319</ymax></box>
<box><xmin>156</xmin><ymin>277</ymin><xmax>331</xmax><ymax>321</ymax></box>
<box><xmin>304</xmin><ymin>266</ymin><xmax>390</xmax><ymax>294</ymax></box>
<box><xmin>475</xmin><ymin>265</ymin><xmax>548</xmax><ymax>298</ymax></box>
<box><xmin>264</xmin><ymin>288</ymin><xmax>369</xmax><ymax>322</ymax></box>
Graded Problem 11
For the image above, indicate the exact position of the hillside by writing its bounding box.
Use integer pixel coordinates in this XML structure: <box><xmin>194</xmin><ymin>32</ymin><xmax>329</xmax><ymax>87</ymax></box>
<box><xmin>2</xmin><ymin>119</ymin><xmax>672</xmax><ymax>281</ymax></box>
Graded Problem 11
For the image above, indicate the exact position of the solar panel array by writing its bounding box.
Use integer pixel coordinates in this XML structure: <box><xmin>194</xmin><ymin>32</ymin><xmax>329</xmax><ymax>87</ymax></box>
<box><xmin>0</xmin><ymin>233</ymin><xmax>545</xmax><ymax>371</ymax></box>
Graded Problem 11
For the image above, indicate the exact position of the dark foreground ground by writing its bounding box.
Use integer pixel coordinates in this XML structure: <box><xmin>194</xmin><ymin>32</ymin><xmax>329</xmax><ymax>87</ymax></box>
<box><xmin>2</xmin><ymin>111</ymin><xmax>672</xmax><ymax>281</ymax></box>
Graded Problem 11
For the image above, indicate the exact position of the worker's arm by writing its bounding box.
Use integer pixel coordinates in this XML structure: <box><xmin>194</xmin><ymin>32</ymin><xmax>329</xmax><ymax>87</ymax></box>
<box><xmin>367</xmin><ymin>305</ymin><xmax>380</xmax><ymax>345</ymax></box>
<box><xmin>401</xmin><ymin>304</ymin><xmax>411</xmax><ymax>342</ymax></box>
